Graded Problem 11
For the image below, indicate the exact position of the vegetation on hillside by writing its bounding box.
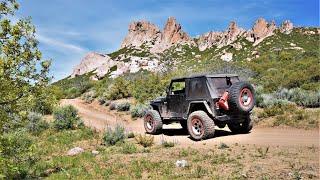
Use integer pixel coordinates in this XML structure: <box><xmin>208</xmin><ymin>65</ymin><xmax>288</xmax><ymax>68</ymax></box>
<box><xmin>52</xmin><ymin>72</ymin><xmax>95</xmax><ymax>99</ymax></box>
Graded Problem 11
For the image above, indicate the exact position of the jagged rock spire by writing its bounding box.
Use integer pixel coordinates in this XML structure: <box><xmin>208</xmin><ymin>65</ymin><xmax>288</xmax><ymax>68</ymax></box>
<box><xmin>280</xmin><ymin>20</ymin><xmax>294</xmax><ymax>34</ymax></box>
<box><xmin>121</xmin><ymin>17</ymin><xmax>194</xmax><ymax>53</ymax></box>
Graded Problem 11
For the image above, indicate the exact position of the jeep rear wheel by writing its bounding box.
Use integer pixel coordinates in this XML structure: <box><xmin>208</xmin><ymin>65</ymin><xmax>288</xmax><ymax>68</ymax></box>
<box><xmin>144</xmin><ymin>110</ymin><xmax>162</xmax><ymax>134</ymax></box>
<box><xmin>187</xmin><ymin>111</ymin><xmax>215</xmax><ymax>140</ymax></box>
<box><xmin>228</xmin><ymin>81</ymin><xmax>255</xmax><ymax>113</ymax></box>
<box><xmin>228</xmin><ymin>115</ymin><xmax>253</xmax><ymax>134</ymax></box>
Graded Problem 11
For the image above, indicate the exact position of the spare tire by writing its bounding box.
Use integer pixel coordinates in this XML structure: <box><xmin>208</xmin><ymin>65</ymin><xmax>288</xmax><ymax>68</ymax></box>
<box><xmin>228</xmin><ymin>81</ymin><xmax>255</xmax><ymax>113</ymax></box>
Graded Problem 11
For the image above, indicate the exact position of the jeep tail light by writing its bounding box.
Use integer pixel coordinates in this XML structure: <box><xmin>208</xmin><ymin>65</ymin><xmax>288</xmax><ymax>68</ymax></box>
<box><xmin>218</xmin><ymin>91</ymin><xmax>229</xmax><ymax>110</ymax></box>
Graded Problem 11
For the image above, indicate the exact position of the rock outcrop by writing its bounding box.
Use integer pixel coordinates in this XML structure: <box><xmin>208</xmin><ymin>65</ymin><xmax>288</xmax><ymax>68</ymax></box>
<box><xmin>197</xmin><ymin>31</ymin><xmax>223</xmax><ymax>51</ymax></box>
<box><xmin>246</xmin><ymin>18</ymin><xmax>276</xmax><ymax>46</ymax></box>
<box><xmin>280</xmin><ymin>20</ymin><xmax>294</xmax><ymax>34</ymax></box>
<box><xmin>67</xmin><ymin>147</ymin><xmax>84</xmax><ymax>156</ymax></box>
<box><xmin>218</xmin><ymin>21</ymin><xmax>245</xmax><ymax>48</ymax></box>
<box><xmin>161</xmin><ymin>17</ymin><xmax>192</xmax><ymax>45</ymax></box>
<box><xmin>121</xmin><ymin>17</ymin><xmax>194</xmax><ymax>53</ymax></box>
<box><xmin>197</xmin><ymin>19</ymin><xmax>280</xmax><ymax>50</ymax></box>
<box><xmin>71</xmin><ymin>52</ymin><xmax>112</xmax><ymax>77</ymax></box>
<box><xmin>220</xmin><ymin>52</ymin><xmax>233</xmax><ymax>62</ymax></box>
<box><xmin>197</xmin><ymin>21</ymin><xmax>245</xmax><ymax>51</ymax></box>
<box><xmin>121</xmin><ymin>17</ymin><xmax>295</xmax><ymax>52</ymax></box>
<box><xmin>121</xmin><ymin>21</ymin><xmax>161</xmax><ymax>48</ymax></box>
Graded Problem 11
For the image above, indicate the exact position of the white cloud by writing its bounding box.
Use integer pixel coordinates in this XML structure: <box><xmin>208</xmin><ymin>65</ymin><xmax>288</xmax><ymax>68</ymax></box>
<box><xmin>36</xmin><ymin>34</ymin><xmax>87</xmax><ymax>53</ymax></box>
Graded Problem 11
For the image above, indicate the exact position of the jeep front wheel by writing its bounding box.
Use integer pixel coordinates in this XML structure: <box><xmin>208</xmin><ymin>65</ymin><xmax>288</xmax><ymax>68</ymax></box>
<box><xmin>187</xmin><ymin>111</ymin><xmax>215</xmax><ymax>140</ymax></box>
<box><xmin>144</xmin><ymin>110</ymin><xmax>163</xmax><ymax>134</ymax></box>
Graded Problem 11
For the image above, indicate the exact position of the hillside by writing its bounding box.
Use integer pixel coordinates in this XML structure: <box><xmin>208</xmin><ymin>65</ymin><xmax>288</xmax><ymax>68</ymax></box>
<box><xmin>63</xmin><ymin>17</ymin><xmax>319</xmax><ymax>81</ymax></box>
<box><xmin>52</xmin><ymin>16</ymin><xmax>319</xmax><ymax>132</ymax></box>
<box><xmin>54</xmin><ymin>17</ymin><xmax>320</xmax><ymax>99</ymax></box>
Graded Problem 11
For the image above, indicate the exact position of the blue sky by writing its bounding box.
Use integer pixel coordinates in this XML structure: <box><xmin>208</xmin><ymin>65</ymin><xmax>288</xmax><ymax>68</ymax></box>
<box><xmin>17</xmin><ymin>0</ymin><xmax>319</xmax><ymax>81</ymax></box>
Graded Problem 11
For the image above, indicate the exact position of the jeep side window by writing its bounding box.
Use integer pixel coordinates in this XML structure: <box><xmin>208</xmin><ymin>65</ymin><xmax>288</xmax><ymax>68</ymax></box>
<box><xmin>209</xmin><ymin>77</ymin><xmax>240</xmax><ymax>94</ymax></box>
<box><xmin>187</xmin><ymin>78</ymin><xmax>209</xmax><ymax>98</ymax></box>
<box><xmin>170</xmin><ymin>81</ymin><xmax>185</xmax><ymax>95</ymax></box>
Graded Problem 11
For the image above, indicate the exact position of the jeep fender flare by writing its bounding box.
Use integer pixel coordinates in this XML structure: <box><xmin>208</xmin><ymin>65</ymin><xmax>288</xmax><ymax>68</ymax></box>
<box><xmin>186</xmin><ymin>101</ymin><xmax>214</xmax><ymax>118</ymax></box>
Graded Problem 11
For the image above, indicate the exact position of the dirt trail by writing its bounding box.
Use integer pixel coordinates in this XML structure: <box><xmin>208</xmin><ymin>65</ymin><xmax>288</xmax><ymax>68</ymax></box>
<box><xmin>61</xmin><ymin>99</ymin><xmax>319</xmax><ymax>147</ymax></box>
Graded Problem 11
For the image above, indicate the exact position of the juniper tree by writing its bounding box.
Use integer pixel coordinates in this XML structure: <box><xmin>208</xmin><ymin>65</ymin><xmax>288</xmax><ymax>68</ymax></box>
<box><xmin>0</xmin><ymin>0</ymin><xmax>51</xmax><ymax>131</ymax></box>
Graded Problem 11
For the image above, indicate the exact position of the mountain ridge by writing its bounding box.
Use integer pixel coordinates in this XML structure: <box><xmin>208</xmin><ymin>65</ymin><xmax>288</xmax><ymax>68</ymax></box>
<box><xmin>69</xmin><ymin>17</ymin><xmax>318</xmax><ymax>80</ymax></box>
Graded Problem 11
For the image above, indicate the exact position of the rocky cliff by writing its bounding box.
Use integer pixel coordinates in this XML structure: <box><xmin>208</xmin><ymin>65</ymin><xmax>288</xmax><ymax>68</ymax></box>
<box><xmin>121</xmin><ymin>17</ymin><xmax>294</xmax><ymax>52</ymax></box>
<box><xmin>120</xmin><ymin>21</ymin><xmax>161</xmax><ymax>48</ymax></box>
<box><xmin>121</xmin><ymin>17</ymin><xmax>194</xmax><ymax>53</ymax></box>
<box><xmin>71</xmin><ymin>52</ymin><xmax>111</xmax><ymax>78</ymax></box>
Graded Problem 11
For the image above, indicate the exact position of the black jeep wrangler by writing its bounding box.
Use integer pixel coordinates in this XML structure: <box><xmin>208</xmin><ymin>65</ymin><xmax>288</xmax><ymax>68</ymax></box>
<box><xmin>144</xmin><ymin>74</ymin><xmax>255</xmax><ymax>140</ymax></box>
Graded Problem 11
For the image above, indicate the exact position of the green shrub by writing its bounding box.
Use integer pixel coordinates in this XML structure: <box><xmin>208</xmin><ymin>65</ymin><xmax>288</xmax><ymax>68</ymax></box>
<box><xmin>259</xmin><ymin>94</ymin><xmax>291</xmax><ymax>108</ymax></box>
<box><xmin>102</xmin><ymin>124</ymin><xmax>126</xmax><ymax>146</ymax></box>
<box><xmin>0</xmin><ymin>130</ymin><xmax>37</xmax><ymax>179</ymax></box>
<box><xmin>254</xmin><ymin>86</ymin><xmax>265</xmax><ymax>108</ymax></box>
<box><xmin>127</xmin><ymin>132</ymin><xmax>135</xmax><ymax>138</ymax></box>
<box><xmin>26</xmin><ymin>112</ymin><xmax>49</xmax><ymax>135</ymax></box>
<box><xmin>272</xmin><ymin>108</ymin><xmax>319</xmax><ymax>128</ymax></box>
<box><xmin>98</xmin><ymin>96</ymin><xmax>107</xmax><ymax>105</ymax></box>
<box><xmin>130</xmin><ymin>73</ymin><xmax>168</xmax><ymax>103</ymax></box>
<box><xmin>93</xmin><ymin>78</ymin><xmax>111</xmax><ymax>97</ymax></box>
<box><xmin>218</xmin><ymin>142</ymin><xmax>229</xmax><ymax>149</ymax></box>
<box><xmin>52</xmin><ymin>72</ymin><xmax>95</xmax><ymax>99</ymax></box>
<box><xmin>116</xmin><ymin>102</ymin><xmax>131</xmax><ymax>111</ymax></box>
<box><xmin>81</xmin><ymin>91</ymin><xmax>96</xmax><ymax>103</ymax></box>
<box><xmin>105</xmin><ymin>77</ymin><xmax>130</xmax><ymax>100</ymax></box>
<box><xmin>53</xmin><ymin>105</ymin><xmax>84</xmax><ymax>130</ymax></box>
<box><xmin>135</xmin><ymin>134</ymin><xmax>154</xmax><ymax>147</ymax></box>
<box><xmin>109</xmin><ymin>102</ymin><xmax>117</xmax><ymax>110</ymax></box>
<box><xmin>256</xmin><ymin>146</ymin><xmax>269</xmax><ymax>158</ymax></box>
<box><xmin>30</xmin><ymin>87</ymin><xmax>60</xmax><ymax>115</ymax></box>
<box><xmin>65</xmin><ymin>87</ymin><xmax>82</xmax><ymax>99</ymax></box>
<box><xmin>288</xmin><ymin>88</ymin><xmax>320</xmax><ymax>108</ymax></box>
<box><xmin>257</xmin><ymin>87</ymin><xmax>319</xmax><ymax>108</ymax></box>
<box><xmin>275</xmin><ymin>88</ymin><xmax>290</xmax><ymax>100</ymax></box>
<box><xmin>275</xmin><ymin>88</ymin><xmax>320</xmax><ymax>108</ymax></box>
<box><xmin>121</xmin><ymin>142</ymin><xmax>138</xmax><ymax>154</ymax></box>
<box><xmin>161</xmin><ymin>140</ymin><xmax>175</xmax><ymax>148</ymax></box>
<box><xmin>259</xmin><ymin>103</ymin><xmax>297</xmax><ymax>118</ymax></box>
<box><xmin>130</xmin><ymin>104</ymin><xmax>148</xmax><ymax>118</ymax></box>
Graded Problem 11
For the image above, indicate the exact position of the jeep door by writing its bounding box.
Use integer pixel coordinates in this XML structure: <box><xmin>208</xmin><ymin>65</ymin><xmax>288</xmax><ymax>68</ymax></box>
<box><xmin>165</xmin><ymin>80</ymin><xmax>187</xmax><ymax>119</ymax></box>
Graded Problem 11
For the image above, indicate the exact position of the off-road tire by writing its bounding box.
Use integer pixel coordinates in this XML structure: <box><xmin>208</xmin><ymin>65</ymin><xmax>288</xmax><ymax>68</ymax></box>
<box><xmin>144</xmin><ymin>110</ymin><xmax>163</xmax><ymax>134</ymax></box>
<box><xmin>228</xmin><ymin>115</ymin><xmax>253</xmax><ymax>134</ymax></box>
<box><xmin>228</xmin><ymin>81</ymin><xmax>255</xmax><ymax>114</ymax></box>
<box><xmin>187</xmin><ymin>111</ymin><xmax>215</xmax><ymax>140</ymax></box>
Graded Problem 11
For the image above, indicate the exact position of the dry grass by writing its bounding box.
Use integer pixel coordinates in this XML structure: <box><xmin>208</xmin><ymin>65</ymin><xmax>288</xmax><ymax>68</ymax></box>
<box><xmin>33</xmin><ymin>128</ymin><xmax>319</xmax><ymax>179</ymax></box>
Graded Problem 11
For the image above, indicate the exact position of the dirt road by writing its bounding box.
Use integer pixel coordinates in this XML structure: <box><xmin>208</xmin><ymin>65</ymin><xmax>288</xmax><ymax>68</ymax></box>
<box><xmin>61</xmin><ymin>99</ymin><xmax>319</xmax><ymax>147</ymax></box>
